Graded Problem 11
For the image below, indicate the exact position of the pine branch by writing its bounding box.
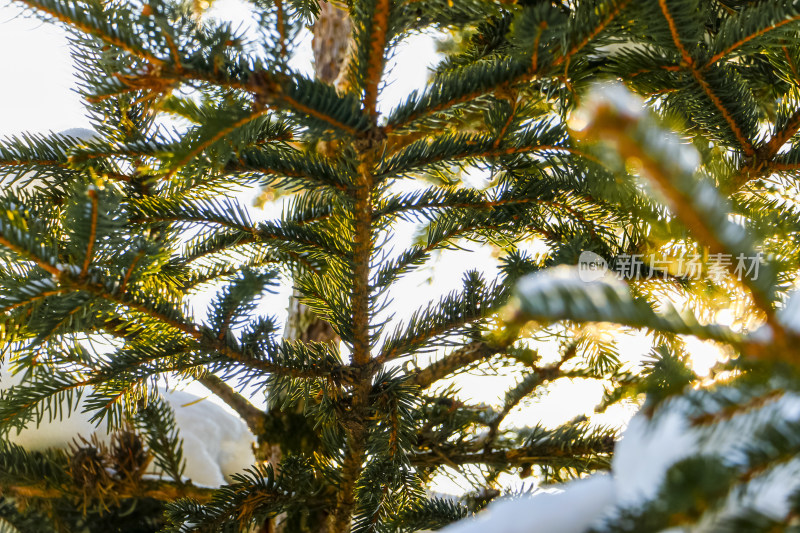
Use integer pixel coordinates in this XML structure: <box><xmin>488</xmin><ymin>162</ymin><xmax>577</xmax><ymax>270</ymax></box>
<box><xmin>134</xmin><ymin>396</ymin><xmax>187</xmax><ymax>484</ymax></box>
<box><xmin>372</xmin><ymin>201</ymin><xmax>600</xmax><ymax>291</ymax></box>
<box><xmin>578</xmin><ymin>89</ymin><xmax>778</xmax><ymax>330</ymax></box>
<box><xmin>705</xmin><ymin>3</ymin><xmax>800</xmax><ymax>67</ymax></box>
<box><xmin>79</xmin><ymin>187</ymin><xmax>99</xmax><ymax>279</ymax></box>
<box><xmin>379</xmin><ymin>276</ymin><xmax>509</xmax><ymax>362</ymax></box>
<box><xmin>377</xmin><ymin>187</ymin><xmax>609</xmax><ymax>226</ymax></box>
<box><xmin>163</xmin><ymin>108</ymin><xmax>272</xmax><ymax>177</ymax></box>
<box><xmin>552</xmin><ymin>0</ymin><xmax>632</xmax><ymax>70</ymax></box>
<box><xmin>0</xmin><ymin>287</ymin><xmax>67</xmax><ymax>317</ymax></box>
<box><xmin>228</xmin><ymin>147</ymin><xmax>352</xmax><ymax>191</ymax></box>
<box><xmin>385</xmin><ymin>0</ymin><xmax>632</xmax><ymax>134</ymax></box>
<box><xmin>15</xmin><ymin>0</ymin><xmax>166</xmax><ymax>66</ymax></box>
<box><xmin>384</xmin><ymin>57</ymin><xmax>527</xmax><ymax>134</ymax></box>
<box><xmin>78</xmin><ymin>282</ymin><xmax>334</xmax><ymax>379</ymax></box>
<box><xmin>656</xmin><ymin>0</ymin><xmax>757</xmax><ymax>156</ymax></box>
<box><xmin>516</xmin><ymin>268</ymin><xmax>744</xmax><ymax>349</ymax></box>
<box><xmin>19</xmin><ymin>1</ymin><xmax>371</xmax><ymax>138</ymax></box>
<box><xmin>377</xmin><ymin>130</ymin><xmax>602</xmax><ymax>180</ymax></box>
<box><xmin>732</xmin><ymin>105</ymin><xmax>800</xmax><ymax>190</ymax></box>
<box><xmin>183</xmin><ymin>233</ymin><xmax>325</xmax><ymax>276</ymax></box>
<box><xmin>410</xmin><ymin>341</ymin><xmax>503</xmax><ymax>389</ymax></box>
<box><xmin>410</xmin><ymin>445</ymin><xmax>612</xmax><ymax>469</ymax></box>
<box><xmin>163</xmin><ymin>462</ymin><xmax>325</xmax><ymax>531</ymax></box>
<box><xmin>246</xmin><ymin>71</ymin><xmax>370</xmax><ymax>136</ymax></box>
<box><xmin>383</xmin><ymin>496</ymin><xmax>469</xmax><ymax>533</ymax></box>
<box><xmin>197</xmin><ymin>373</ymin><xmax>266</xmax><ymax>436</ymax></box>
<box><xmin>761</xmin><ymin>107</ymin><xmax>800</xmax><ymax>160</ymax></box>
<box><xmin>94</xmin><ymin>321</ymin><xmax>272</xmax><ymax>418</ymax></box>
<box><xmin>5</xmin><ymin>478</ymin><xmax>215</xmax><ymax>503</ymax></box>
<box><xmin>481</xmin><ymin>360</ymin><xmax>569</xmax><ymax>452</ymax></box>
<box><xmin>492</xmin><ymin>91</ymin><xmax>517</xmax><ymax>150</ymax></box>
<box><xmin>0</xmin><ymin>210</ymin><xmax>60</xmax><ymax>277</ymax></box>
<box><xmin>0</xmin><ymin>236</ymin><xmax>59</xmax><ymax>277</ymax></box>
<box><xmin>0</xmin><ymin>131</ymin><xmax>89</xmax><ymax>187</ymax></box>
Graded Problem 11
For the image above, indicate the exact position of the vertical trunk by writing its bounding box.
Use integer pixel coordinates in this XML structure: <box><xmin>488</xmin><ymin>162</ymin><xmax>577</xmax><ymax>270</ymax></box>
<box><xmin>312</xmin><ymin>1</ymin><xmax>353</xmax><ymax>88</ymax></box>
<box><xmin>267</xmin><ymin>3</ymin><xmax>352</xmax><ymax>532</ymax></box>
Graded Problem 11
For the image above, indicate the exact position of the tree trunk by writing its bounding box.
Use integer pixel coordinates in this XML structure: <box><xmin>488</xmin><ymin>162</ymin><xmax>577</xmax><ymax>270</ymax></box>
<box><xmin>312</xmin><ymin>1</ymin><xmax>352</xmax><ymax>88</ymax></box>
<box><xmin>267</xmin><ymin>4</ymin><xmax>351</xmax><ymax>532</ymax></box>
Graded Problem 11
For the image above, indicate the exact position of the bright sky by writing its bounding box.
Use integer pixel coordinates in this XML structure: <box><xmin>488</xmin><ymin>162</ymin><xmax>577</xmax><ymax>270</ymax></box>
<box><xmin>0</xmin><ymin>0</ymin><xmax>729</xmax><ymax>494</ymax></box>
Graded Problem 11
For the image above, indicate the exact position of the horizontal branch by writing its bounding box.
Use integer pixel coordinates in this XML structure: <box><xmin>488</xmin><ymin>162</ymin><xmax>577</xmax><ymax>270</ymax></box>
<box><xmin>552</xmin><ymin>0</ymin><xmax>632</xmax><ymax>71</ymax></box>
<box><xmin>379</xmin><ymin>141</ymin><xmax>603</xmax><ymax>180</ymax></box>
<box><xmin>15</xmin><ymin>0</ymin><xmax>165</xmax><ymax>66</ymax></box>
<box><xmin>384</xmin><ymin>0</ymin><xmax>630</xmax><ymax>133</ymax></box>
<box><xmin>732</xmin><ymin>108</ymin><xmax>800</xmax><ymax>191</ymax></box>
<box><xmin>0</xmin><ymin>234</ymin><xmax>60</xmax><ymax>277</ymax></box>
<box><xmin>16</xmin><ymin>2</ymin><xmax>366</xmax><ymax>139</ymax></box>
<box><xmin>165</xmin><ymin>108</ymin><xmax>271</xmax><ymax>177</ymax></box>
<box><xmin>482</xmin><ymin>364</ymin><xmax>568</xmax><ymax>452</ymax></box>
<box><xmin>410</xmin><ymin>442</ymin><xmax>614</xmax><ymax>468</ymax></box>
<box><xmin>705</xmin><ymin>13</ymin><xmax>800</xmax><ymax>67</ymax></box>
<box><xmin>5</xmin><ymin>477</ymin><xmax>215</xmax><ymax>503</ymax></box>
<box><xmin>411</xmin><ymin>342</ymin><xmax>503</xmax><ymax>389</ymax></box>
<box><xmin>197</xmin><ymin>373</ymin><xmax>266</xmax><ymax>436</ymax></box>
<box><xmin>81</xmin><ymin>284</ymin><xmax>332</xmax><ymax>379</ymax></box>
<box><xmin>379</xmin><ymin>195</ymin><xmax>607</xmax><ymax>241</ymax></box>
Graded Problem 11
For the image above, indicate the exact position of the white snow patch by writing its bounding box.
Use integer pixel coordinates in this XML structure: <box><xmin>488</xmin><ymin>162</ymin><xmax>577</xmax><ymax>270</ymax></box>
<box><xmin>779</xmin><ymin>289</ymin><xmax>800</xmax><ymax>334</ymax></box>
<box><xmin>719</xmin><ymin>220</ymin><xmax>747</xmax><ymax>243</ymax></box>
<box><xmin>441</xmin><ymin>474</ymin><xmax>616</xmax><ymax>533</ymax></box>
<box><xmin>612</xmin><ymin>406</ymin><xmax>697</xmax><ymax>506</ymax></box>
<box><xmin>747</xmin><ymin>324</ymin><xmax>773</xmax><ymax>343</ymax></box>
<box><xmin>745</xmin><ymin>461</ymin><xmax>800</xmax><ymax>520</ymax></box>
<box><xmin>517</xmin><ymin>265</ymin><xmax>629</xmax><ymax>317</ymax></box>
<box><xmin>517</xmin><ymin>265</ymin><xmax>626</xmax><ymax>296</ymax></box>
<box><xmin>1</xmin><ymin>370</ymin><xmax>255</xmax><ymax>488</ymax></box>
<box><xmin>161</xmin><ymin>388</ymin><xmax>256</xmax><ymax>487</ymax></box>
<box><xmin>442</xmin><ymin>393</ymin><xmax>800</xmax><ymax>532</ymax></box>
<box><xmin>692</xmin><ymin>183</ymin><xmax>721</xmax><ymax>212</ymax></box>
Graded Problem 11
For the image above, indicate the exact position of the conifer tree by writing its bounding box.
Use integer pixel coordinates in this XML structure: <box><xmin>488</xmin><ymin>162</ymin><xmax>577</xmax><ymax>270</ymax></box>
<box><xmin>3</xmin><ymin>1</ymin><xmax>800</xmax><ymax>532</ymax></box>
